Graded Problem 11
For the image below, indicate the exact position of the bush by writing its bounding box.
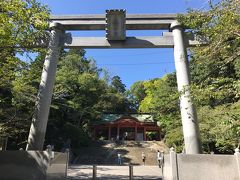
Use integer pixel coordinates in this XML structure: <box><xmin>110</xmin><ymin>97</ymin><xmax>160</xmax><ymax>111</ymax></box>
<box><xmin>62</xmin><ymin>122</ymin><xmax>90</xmax><ymax>148</ymax></box>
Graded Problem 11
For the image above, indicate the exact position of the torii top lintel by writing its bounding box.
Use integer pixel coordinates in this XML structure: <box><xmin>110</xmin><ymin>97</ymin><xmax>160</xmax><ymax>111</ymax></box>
<box><xmin>49</xmin><ymin>11</ymin><xmax>201</xmax><ymax>48</ymax></box>
<box><xmin>50</xmin><ymin>12</ymin><xmax>177</xmax><ymax>31</ymax></box>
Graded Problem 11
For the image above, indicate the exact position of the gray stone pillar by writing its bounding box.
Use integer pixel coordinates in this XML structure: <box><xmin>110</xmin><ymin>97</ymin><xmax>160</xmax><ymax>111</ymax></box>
<box><xmin>169</xmin><ymin>147</ymin><xmax>179</xmax><ymax>180</ymax></box>
<box><xmin>26</xmin><ymin>23</ymin><xmax>63</xmax><ymax>150</ymax></box>
<box><xmin>170</xmin><ymin>21</ymin><xmax>202</xmax><ymax>154</ymax></box>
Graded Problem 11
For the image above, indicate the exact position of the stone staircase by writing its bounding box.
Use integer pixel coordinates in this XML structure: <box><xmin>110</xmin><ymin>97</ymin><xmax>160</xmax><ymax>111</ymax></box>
<box><xmin>73</xmin><ymin>141</ymin><xmax>168</xmax><ymax>165</ymax></box>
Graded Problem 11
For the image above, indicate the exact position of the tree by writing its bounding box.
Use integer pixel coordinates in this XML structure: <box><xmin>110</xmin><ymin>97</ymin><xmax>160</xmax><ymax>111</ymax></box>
<box><xmin>178</xmin><ymin>0</ymin><xmax>240</xmax><ymax>152</ymax></box>
<box><xmin>130</xmin><ymin>74</ymin><xmax>182</xmax><ymax>150</ymax></box>
<box><xmin>198</xmin><ymin>101</ymin><xmax>240</xmax><ymax>153</ymax></box>
<box><xmin>0</xmin><ymin>0</ymin><xmax>49</xmax><ymax>49</ymax></box>
<box><xmin>0</xmin><ymin>0</ymin><xmax>49</xmax><ymax>92</ymax></box>
<box><xmin>0</xmin><ymin>0</ymin><xmax>49</xmax><ymax>148</ymax></box>
<box><xmin>179</xmin><ymin>0</ymin><xmax>240</xmax><ymax>106</ymax></box>
<box><xmin>105</xmin><ymin>75</ymin><xmax>130</xmax><ymax>113</ymax></box>
<box><xmin>139</xmin><ymin>74</ymin><xmax>179</xmax><ymax>117</ymax></box>
<box><xmin>127</xmin><ymin>81</ymin><xmax>146</xmax><ymax>110</ymax></box>
<box><xmin>156</xmin><ymin>0</ymin><xmax>240</xmax><ymax>152</ymax></box>
<box><xmin>1</xmin><ymin>44</ymin><xmax>131</xmax><ymax>149</ymax></box>
<box><xmin>111</xmin><ymin>76</ymin><xmax>126</xmax><ymax>94</ymax></box>
<box><xmin>45</xmin><ymin>50</ymin><xmax>130</xmax><ymax>149</ymax></box>
<box><xmin>0</xmin><ymin>0</ymin><xmax>49</xmax><ymax>93</ymax></box>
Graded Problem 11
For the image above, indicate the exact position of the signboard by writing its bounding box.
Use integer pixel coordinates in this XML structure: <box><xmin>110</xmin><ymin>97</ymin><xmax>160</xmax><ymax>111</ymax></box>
<box><xmin>106</xmin><ymin>9</ymin><xmax>126</xmax><ymax>41</ymax></box>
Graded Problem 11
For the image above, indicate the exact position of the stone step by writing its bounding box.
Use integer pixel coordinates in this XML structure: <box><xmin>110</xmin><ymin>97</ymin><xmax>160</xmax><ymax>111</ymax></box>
<box><xmin>73</xmin><ymin>141</ymin><xmax>168</xmax><ymax>165</ymax></box>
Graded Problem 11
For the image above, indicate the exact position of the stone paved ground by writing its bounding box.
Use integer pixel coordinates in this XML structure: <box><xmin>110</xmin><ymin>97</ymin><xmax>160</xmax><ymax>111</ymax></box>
<box><xmin>67</xmin><ymin>165</ymin><xmax>162</xmax><ymax>180</ymax></box>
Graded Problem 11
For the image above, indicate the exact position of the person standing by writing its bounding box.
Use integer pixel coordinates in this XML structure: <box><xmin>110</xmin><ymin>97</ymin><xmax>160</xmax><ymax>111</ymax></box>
<box><xmin>117</xmin><ymin>153</ymin><xmax>122</xmax><ymax>165</ymax></box>
<box><xmin>142</xmin><ymin>152</ymin><xmax>146</xmax><ymax>166</ymax></box>
<box><xmin>157</xmin><ymin>150</ymin><xmax>164</xmax><ymax>168</ymax></box>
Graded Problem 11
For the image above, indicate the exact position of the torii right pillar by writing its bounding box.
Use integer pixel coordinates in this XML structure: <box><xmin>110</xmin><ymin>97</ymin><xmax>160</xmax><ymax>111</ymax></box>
<box><xmin>171</xmin><ymin>21</ymin><xmax>202</xmax><ymax>154</ymax></box>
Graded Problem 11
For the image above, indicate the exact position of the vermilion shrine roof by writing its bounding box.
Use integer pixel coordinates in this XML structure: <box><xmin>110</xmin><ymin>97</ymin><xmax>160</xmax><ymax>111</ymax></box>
<box><xmin>92</xmin><ymin>113</ymin><xmax>155</xmax><ymax>125</ymax></box>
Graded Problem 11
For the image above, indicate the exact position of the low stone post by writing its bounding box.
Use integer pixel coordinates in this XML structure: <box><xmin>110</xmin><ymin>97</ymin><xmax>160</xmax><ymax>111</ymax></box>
<box><xmin>4</xmin><ymin>137</ymin><xmax>8</xmax><ymax>151</ymax></box>
<box><xmin>234</xmin><ymin>148</ymin><xmax>240</xmax><ymax>155</ymax></box>
<box><xmin>0</xmin><ymin>137</ymin><xmax>8</xmax><ymax>151</ymax></box>
<box><xmin>129</xmin><ymin>165</ymin><xmax>133</xmax><ymax>180</ymax></box>
<box><xmin>93</xmin><ymin>165</ymin><xmax>97</xmax><ymax>180</ymax></box>
<box><xmin>65</xmin><ymin>148</ymin><xmax>69</xmax><ymax>177</ymax></box>
<box><xmin>46</xmin><ymin>145</ymin><xmax>53</xmax><ymax>165</ymax></box>
<box><xmin>234</xmin><ymin>148</ymin><xmax>240</xmax><ymax>179</ymax></box>
<box><xmin>169</xmin><ymin>147</ymin><xmax>179</xmax><ymax>180</ymax></box>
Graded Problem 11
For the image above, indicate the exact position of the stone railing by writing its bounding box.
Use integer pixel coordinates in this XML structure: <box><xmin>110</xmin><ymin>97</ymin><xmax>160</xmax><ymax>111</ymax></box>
<box><xmin>163</xmin><ymin>147</ymin><xmax>240</xmax><ymax>180</ymax></box>
<box><xmin>0</xmin><ymin>146</ymin><xmax>69</xmax><ymax>180</ymax></box>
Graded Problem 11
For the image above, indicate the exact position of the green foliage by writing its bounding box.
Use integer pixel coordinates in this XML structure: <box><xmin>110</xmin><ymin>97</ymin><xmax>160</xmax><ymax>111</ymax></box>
<box><xmin>45</xmin><ymin>49</ymin><xmax>129</xmax><ymax>149</ymax></box>
<box><xmin>0</xmin><ymin>53</ymin><xmax>44</xmax><ymax>148</ymax></box>
<box><xmin>178</xmin><ymin>0</ymin><xmax>240</xmax><ymax>152</ymax></box>
<box><xmin>179</xmin><ymin>0</ymin><xmax>240</xmax><ymax>106</ymax></box>
<box><xmin>111</xmin><ymin>75</ymin><xmax>126</xmax><ymax>94</ymax></box>
<box><xmin>139</xmin><ymin>74</ymin><xmax>179</xmax><ymax>119</ymax></box>
<box><xmin>127</xmin><ymin>81</ymin><xmax>146</xmax><ymax>110</ymax></box>
<box><xmin>198</xmin><ymin>102</ymin><xmax>240</xmax><ymax>153</ymax></box>
<box><xmin>0</xmin><ymin>0</ymin><xmax>49</xmax><ymax>148</ymax></box>
<box><xmin>164</xmin><ymin>125</ymin><xmax>183</xmax><ymax>153</ymax></box>
<box><xmin>128</xmin><ymin>74</ymin><xmax>181</xmax><ymax>150</ymax></box>
<box><xmin>1</xmin><ymin>45</ymin><xmax>131</xmax><ymax>149</ymax></box>
<box><xmin>0</xmin><ymin>0</ymin><xmax>49</xmax><ymax>49</ymax></box>
<box><xmin>62</xmin><ymin>123</ymin><xmax>90</xmax><ymax>148</ymax></box>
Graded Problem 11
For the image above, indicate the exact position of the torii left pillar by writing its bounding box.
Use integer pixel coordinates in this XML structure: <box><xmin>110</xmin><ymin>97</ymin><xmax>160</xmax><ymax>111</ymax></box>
<box><xmin>26</xmin><ymin>23</ymin><xmax>63</xmax><ymax>150</ymax></box>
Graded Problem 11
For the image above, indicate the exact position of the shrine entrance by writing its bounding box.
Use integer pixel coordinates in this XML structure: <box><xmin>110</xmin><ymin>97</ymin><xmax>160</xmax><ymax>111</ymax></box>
<box><xmin>26</xmin><ymin>10</ymin><xmax>202</xmax><ymax>154</ymax></box>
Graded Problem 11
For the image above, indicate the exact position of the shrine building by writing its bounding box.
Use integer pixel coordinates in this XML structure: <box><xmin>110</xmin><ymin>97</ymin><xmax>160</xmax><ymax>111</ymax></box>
<box><xmin>92</xmin><ymin>114</ymin><xmax>161</xmax><ymax>141</ymax></box>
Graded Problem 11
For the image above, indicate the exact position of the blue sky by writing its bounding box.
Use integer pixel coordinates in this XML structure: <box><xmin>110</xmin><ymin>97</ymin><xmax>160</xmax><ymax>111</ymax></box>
<box><xmin>38</xmin><ymin>0</ymin><xmax>211</xmax><ymax>89</ymax></box>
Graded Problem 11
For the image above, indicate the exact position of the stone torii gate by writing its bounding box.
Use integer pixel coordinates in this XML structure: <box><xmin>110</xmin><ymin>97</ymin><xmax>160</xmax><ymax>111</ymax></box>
<box><xmin>26</xmin><ymin>10</ymin><xmax>202</xmax><ymax>154</ymax></box>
